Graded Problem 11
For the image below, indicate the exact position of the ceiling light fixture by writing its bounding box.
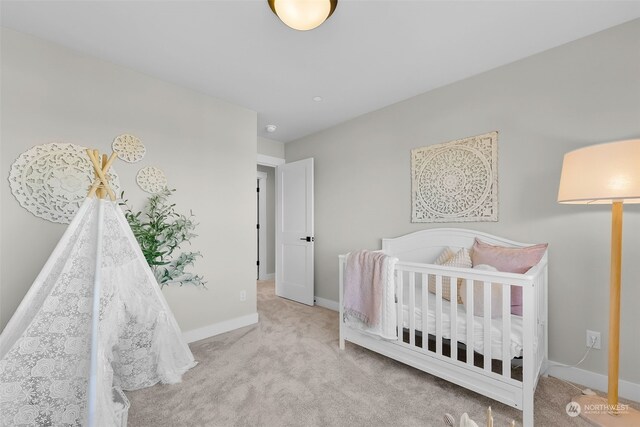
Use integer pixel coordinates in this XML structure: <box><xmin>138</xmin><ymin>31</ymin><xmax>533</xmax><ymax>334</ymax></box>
<box><xmin>312</xmin><ymin>96</ymin><xmax>323</xmax><ymax>102</ymax></box>
<box><xmin>265</xmin><ymin>124</ymin><xmax>277</xmax><ymax>133</ymax></box>
<box><xmin>268</xmin><ymin>0</ymin><xmax>338</xmax><ymax>31</ymax></box>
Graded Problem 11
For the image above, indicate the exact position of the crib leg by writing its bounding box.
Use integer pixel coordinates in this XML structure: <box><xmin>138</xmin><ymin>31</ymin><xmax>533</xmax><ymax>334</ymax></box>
<box><xmin>339</xmin><ymin>313</ymin><xmax>345</xmax><ymax>350</ymax></box>
<box><xmin>521</xmin><ymin>384</ymin><xmax>535</xmax><ymax>427</ymax></box>
<box><xmin>522</xmin><ymin>401</ymin><xmax>534</xmax><ymax>427</ymax></box>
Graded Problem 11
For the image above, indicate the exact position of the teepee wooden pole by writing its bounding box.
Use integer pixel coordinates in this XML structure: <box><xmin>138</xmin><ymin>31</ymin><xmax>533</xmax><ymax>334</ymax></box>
<box><xmin>95</xmin><ymin>151</ymin><xmax>105</xmax><ymax>199</ymax></box>
<box><xmin>103</xmin><ymin>151</ymin><xmax>118</xmax><ymax>173</ymax></box>
<box><xmin>100</xmin><ymin>154</ymin><xmax>108</xmax><ymax>199</ymax></box>
<box><xmin>86</xmin><ymin>149</ymin><xmax>117</xmax><ymax>200</ymax></box>
<box><xmin>86</xmin><ymin>151</ymin><xmax>100</xmax><ymax>198</ymax></box>
<box><xmin>87</xmin><ymin>180</ymin><xmax>101</xmax><ymax>199</ymax></box>
<box><xmin>102</xmin><ymin>152</ymin><xmax>118</xmax><ymax>201</ymax></box>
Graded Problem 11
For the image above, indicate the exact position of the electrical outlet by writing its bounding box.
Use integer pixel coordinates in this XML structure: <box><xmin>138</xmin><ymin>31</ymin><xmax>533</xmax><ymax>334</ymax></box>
<box><xmin>586</xmin><ymin>330</ymin><xmax>601</xmax><ymax>350</ymax></box>
<box><xmin>240</xmin><ymin>290</ymin><xmax>247</xmax><ymax>302</ymax></box>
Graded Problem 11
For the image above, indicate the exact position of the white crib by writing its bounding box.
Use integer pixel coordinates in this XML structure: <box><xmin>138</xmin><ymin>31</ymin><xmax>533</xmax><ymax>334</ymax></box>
<box><xmin>338</xmin><ymin>228</ymin><xmax>548</xmax><ymax>427</ymax></box>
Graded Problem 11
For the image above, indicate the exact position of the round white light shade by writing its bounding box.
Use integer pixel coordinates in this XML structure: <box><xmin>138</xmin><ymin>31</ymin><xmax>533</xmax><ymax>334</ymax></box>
<box><xmin>269</xmin><ymin>0</ymin><xmax>337</xmax><ymax>31</ymax></box>
<box><xmin>558</xmin><ymin>139</ymin><xmax>640</xmax><ymax>204</ymax></box>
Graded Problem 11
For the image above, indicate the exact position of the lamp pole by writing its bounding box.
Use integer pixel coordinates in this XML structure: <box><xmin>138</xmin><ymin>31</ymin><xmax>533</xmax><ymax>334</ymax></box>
<box><xmin>608</xmin><ymin>201</ymin><xmax>623</xmax><ymax>412</ymax></box>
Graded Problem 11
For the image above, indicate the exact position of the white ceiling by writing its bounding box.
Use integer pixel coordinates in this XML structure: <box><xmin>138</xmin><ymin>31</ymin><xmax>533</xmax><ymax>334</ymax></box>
<box><xmin>2</xmin><ymin>1</ymin><xmax>639</xmax><ymax>143</ymax></box>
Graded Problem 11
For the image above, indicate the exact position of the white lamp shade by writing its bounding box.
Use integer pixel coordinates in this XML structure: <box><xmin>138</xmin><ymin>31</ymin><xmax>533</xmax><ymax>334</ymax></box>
<box><xmin>270</xmin><ymin>0</ymin><xmax>336</xmax><ymax>31</ymax></box>
<box><xmin>558</xmin><ymin>139</ymin><xmax>640</xmax><ymax>204</ymax></box>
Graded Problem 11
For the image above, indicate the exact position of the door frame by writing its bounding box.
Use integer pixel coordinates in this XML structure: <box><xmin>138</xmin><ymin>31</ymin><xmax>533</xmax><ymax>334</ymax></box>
<box><xmin>257</xmin><ymin>154</ymin><xmax>284</xmax><ymax>281</ymax></box>
<box><xmin>257</xmin><ymin>171</ymin><xmax>268</xmax><ymax>280</ymax></box>
<box><xmin>257</xmin><ymin>154</ymin><xmax>285</xmax><ymax>167</ymax></box>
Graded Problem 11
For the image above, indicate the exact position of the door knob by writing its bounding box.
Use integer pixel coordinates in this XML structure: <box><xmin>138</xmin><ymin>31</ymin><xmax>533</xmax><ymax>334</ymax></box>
<box><xmin>299</xmin><ymin>236</ymin><xmax>314</xmax><ymax>242</ymax></box>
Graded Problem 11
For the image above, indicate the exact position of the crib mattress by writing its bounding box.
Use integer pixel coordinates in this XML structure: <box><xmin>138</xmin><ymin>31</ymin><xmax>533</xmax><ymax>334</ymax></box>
<box><xmin>401</xmin><ymin>295</ymin><xmax>524</xmax><ymax>360</ymax></box>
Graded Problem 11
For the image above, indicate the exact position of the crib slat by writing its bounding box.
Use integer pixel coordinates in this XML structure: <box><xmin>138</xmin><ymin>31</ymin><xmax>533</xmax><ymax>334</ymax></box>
<box><xmin>450</xmin><ymin>276</ymin><xmax>458</xmax><ymax>361</ymax></box>
<box><xmin>466</xmin><ymin>278</ymin><xmax>473</xmax><ymax>366</ymax></box>
<box><xmin>502</xmin><ymin>284</ymin><xmax>511</xmax><ymax>377</ymax></box>
<box><xmin>409</xmin><ymin>272</ymin><xmax>416</xmax><ymax>346</ymax></box>
<box><xmin>397</xmin><ymin>270</ymin><xmax>403</xmax><ymax>342</ymax></box>
<box><xmin>483</xmin><ymin>281</ymin><xmax>492</xmax><ymax>371</ymax></box>
<box><xmin>436</xmin><ymin>275</ymin><xmax>443</xmax><ymax>356</ymax></box>
<box><xmin>422</xmin><ymin>273</ymin><xmax>428</xmax><ymax>351</ymax></box>
<box><xmin>537</xmin><ymin>267</ymin><xmax>545</xmax><ymax>372</ymax></box>
<box><xmin>535</xmin><ymin>275</ymin><xmax>543</xmax><ymax>365</ymax></box>
<box><xmin>538</xmin><ymin>275</ymin><xmax>545</xmax><ymax>364</ymax></box>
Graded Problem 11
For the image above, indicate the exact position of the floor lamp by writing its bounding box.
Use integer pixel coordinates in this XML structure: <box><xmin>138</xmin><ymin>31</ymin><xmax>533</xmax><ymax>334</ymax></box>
<box><xmin>558</xmin><ymin>138</ymin><xmax>640</xmax><ymax>426</ymax></box>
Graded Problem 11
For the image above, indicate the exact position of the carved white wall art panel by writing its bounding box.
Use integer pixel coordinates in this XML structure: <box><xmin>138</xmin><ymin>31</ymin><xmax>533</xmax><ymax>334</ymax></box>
<box><xmin>411</xmin><ymin>131</ymin><xmax>498</xmax><ymax>223</ymax></box>
<box><xmin>136</xmin><ymin>166</ymin><xmax>167</xmax><ymax>193</ymax></box>
<box><xmin>8</xmin><ymin>143</ymin><xmax>121</xmax><ymax>224</ymax></box>
<box><xmin>112</xmin><ymin>134</ymin><xmax>146</xmax><ymax>163</ymax></box>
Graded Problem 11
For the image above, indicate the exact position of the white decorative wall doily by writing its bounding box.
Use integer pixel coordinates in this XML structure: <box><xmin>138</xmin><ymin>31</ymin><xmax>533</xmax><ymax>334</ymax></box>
<box><xmin>112</xmin><ymin>134</ymin><xmax>146</xmax><ymax>163</ymax></box>
<box><xmin>8</xmin><ymin>143</ymin><xmax>121</xmax><ymax>224</ymax></box>
<box><xmin>411</xmin><ymin>131</ymin><xmax>498</xmax><ymax>223</ymax></box>
<box><xmin>136</xmin><ymin>166</ymin><xmax>167</xmax><ymax>193</ymax></box>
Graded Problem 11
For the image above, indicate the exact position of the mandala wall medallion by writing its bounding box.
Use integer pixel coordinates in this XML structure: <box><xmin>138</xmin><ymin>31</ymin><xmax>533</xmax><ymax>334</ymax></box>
<box><xmin>411</xmin><ymin>132</ymin><xmax>498</xmax><ymax>223</ymax></box>
<box><xmin>9</xmin><ymin>143</ymin><xmax>121</xmax><ymax>224</ymax></box>
<box><xmin>112</xmin><ymin>134</ymin><xmax>146</xmax><ymax>163</ymax></box>
<box><xmin>136</xmin><ymin>166</ymin><xmax>167</xmax><ymax>193</ymax></box>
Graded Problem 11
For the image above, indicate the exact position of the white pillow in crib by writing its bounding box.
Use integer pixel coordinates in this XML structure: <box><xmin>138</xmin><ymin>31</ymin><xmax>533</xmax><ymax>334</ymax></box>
<box><xmin>427</xmin><ymin>247</ymin><xmax>455</xmax><ymax>300</ymax></box>
<box><xmin>460</xmin><ymin>264</ymin><xmax>503</xmax><ymax>318</ymax></box>
<box><xmin>433</xmin><ymin>247</ymin><xmax>456</xmax><ymax>265</ymax></box>
<box><xmin>428</xmin><ymin>248</ymin><xmax>471</xmax><ymax>304</ymax></box>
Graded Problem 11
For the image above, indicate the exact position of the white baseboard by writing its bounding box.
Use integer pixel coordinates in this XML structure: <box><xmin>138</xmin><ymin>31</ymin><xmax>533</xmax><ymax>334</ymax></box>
<box><xmin>261</xmin><ymin>273</ymin><xmax>275</xmax><ymax>280</ymax></box>
<box><xmin>547</xmin><ymin>361</ymin><xmax>640</xmax><ymax>403</ymax></box>
<box><xmin>314</xmin><ymin>296</ymin><xmax>338</xmax><ymax>311</ymax></box>
<box><xmin>182</xmin><ymin>312</ymin><xmax>259</xmax><ymax>344</ymax></box>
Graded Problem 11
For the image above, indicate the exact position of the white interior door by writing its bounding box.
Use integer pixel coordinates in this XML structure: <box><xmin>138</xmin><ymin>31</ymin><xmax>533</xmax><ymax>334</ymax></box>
<box><xmin>276</xmin><ymin>158</ymin><xmax>314</xmax><ymax>305</ymax></box>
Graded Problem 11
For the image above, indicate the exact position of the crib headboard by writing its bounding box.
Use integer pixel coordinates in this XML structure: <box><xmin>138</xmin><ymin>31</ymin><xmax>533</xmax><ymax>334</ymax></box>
<box><xmin>381</xmin><ymin>228</ymin><xmax>535</xmax><ymax>263</ymax></box>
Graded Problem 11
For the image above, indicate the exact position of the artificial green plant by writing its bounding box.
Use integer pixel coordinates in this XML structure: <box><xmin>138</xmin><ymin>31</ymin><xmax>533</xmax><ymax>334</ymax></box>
<box><xmin>120</xmin><ymin>188</ymin><xmax>206</xmax><ymax>288</ymax></box>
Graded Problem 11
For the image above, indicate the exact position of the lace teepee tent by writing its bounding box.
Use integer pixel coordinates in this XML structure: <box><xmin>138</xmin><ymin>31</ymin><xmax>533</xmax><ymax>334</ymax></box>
<box><xmin>0</xmin><ymin>150</ymin><xmax>196</xmax><ymax>426</ymax></box>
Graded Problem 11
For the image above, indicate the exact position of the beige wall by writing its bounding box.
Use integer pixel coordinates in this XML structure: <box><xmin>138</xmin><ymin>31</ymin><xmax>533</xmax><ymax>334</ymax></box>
<box><xmin>0</xmin><ymin>28</ymin><xmax>258</xmax><ymax>333</ymax></box>
<box><xmin>258</xmin><ymin>137</ymin><xmax>285</xmax><ymax>159</ymax></box>
<box><xmin>286</xmin><ymin>21</ymin><xmax>640</xmax><ymax>383</ymax></box>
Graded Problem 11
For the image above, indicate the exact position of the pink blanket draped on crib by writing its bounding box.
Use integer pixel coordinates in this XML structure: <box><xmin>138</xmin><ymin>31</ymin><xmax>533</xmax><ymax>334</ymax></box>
<box><xmin>343</xmin><ymin>250</ymin><xmax>390</xmax><ymax>326</ymax></box>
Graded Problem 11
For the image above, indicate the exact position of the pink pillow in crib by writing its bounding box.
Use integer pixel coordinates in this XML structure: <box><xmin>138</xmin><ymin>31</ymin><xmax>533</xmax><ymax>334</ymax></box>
<box><xmin>471</xmin><ymin>239</ymin><xmax>547</xmax><ymax>316</ymax></box>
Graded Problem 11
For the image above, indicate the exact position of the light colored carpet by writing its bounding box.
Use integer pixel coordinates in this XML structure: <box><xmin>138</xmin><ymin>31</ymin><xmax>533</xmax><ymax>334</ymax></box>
<box><xmin>126</xmin><ymin>281</ymin><xmax>634</xmax><ymax>426</ymax></box>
